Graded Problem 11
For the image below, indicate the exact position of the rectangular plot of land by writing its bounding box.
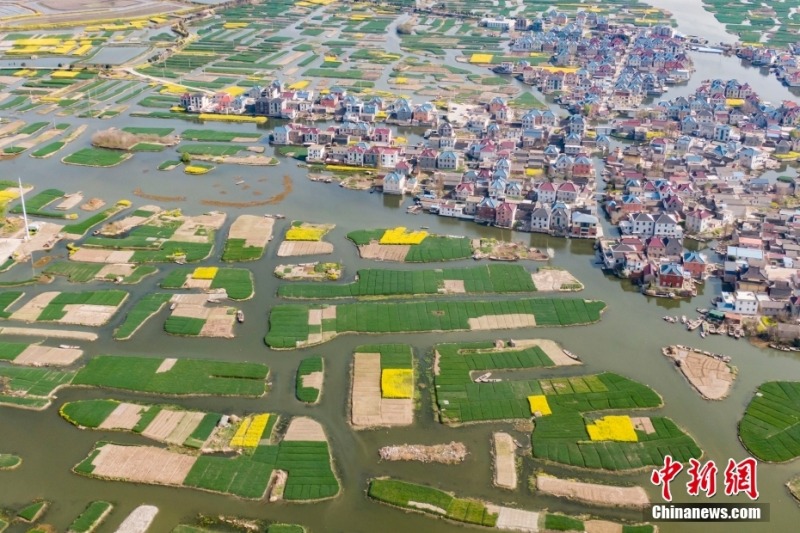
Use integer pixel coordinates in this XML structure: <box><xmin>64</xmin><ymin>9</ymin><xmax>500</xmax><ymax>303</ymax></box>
<box><xmin>277</xmin><ymin>241</ymin><xmax>334</xmax><ymax>256</ymax></box>
<box><xmin>13</xmin><ymin>345</ymin><xmax>82</xmax><ymax>366</ymax></box>
<box><xmin>308</xmin><ymin>309</ymin><xmax>322</xmax><ymax>326</ymax></box>
<box><xmin>165</xmin><ymin>412</ymin><xmax>206</xmax><ymax>445</ymax></box>
<box><xmin>351</xmin><ymin>353</ymin><xmax>382</xmax><ymax>427</ymax></box>
<box><xmin>99</xmin><ymin>403</ymin><xmax>145</xmax><ymax>430</ymax></box>
<box><xmin>61</xmin><ymin>304</ymin><xmax>118</xmax><ymax>326</ymax></box>
<box><xmin>142</xmin><ymin>410</ymin><xmax>186</xmax><ymax>441</ymax></box>
<box><xmin>10</xmin><ymin>292</ymin><xmax>59</xmax><ymax>321</ymax></box>
<box><xmin>90</xmin><ymin>444</ymin><xmax>196</xmax><ymax>485</ymax></box>
<box><xmin>228</xmin><ymin>215</ymin><xmax>274</xmax><ymax>248</ymax></box>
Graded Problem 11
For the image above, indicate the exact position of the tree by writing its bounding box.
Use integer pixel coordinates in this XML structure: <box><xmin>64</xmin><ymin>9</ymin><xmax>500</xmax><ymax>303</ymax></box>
<box><xmin>180</xmin><ymin>152</ymin><xmax>191</xmax><ymax>165</ymax></box>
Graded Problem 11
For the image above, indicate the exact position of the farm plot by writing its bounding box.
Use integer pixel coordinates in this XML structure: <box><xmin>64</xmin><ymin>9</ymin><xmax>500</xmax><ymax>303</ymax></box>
<box><xmin>161</xmin><ymin>267</ymin><xmax>254</xmax><ymax>300</ymax></box>
<box><xmin>739</xmin><ymin>381</ymin><xmax>800</xmax><ymax>462</ymax></box>
<box><xmin>67</xmin><ymin>500</ymin><xmax>114</xmax><ymax>533</ymax></box>
<box><xmin>275</xmin><ymin>262</ymin><xmax>342</xmax><ymax>281</ymax></box>
<box><xmin>296</xmin><ymin>356</ymin><xmax>323</xmax><ymax>404</ymax></box>
<box><xmin>44</xmin><ymin>261</ymin><xmax>157</xmax><ymax>284</ymax></box>
<box><xmin>265</xmin><ymin>298</ymin><xmax>606</xmax><ymax>349</ymax></box>
<box><xmin>222</xmin><ymin>214</ymin><xmax>274</xmax><ymax>262</ymax></box>
<box><xmin>0</xmin><ymin>453</ymin><xmax>21</xmax><ymax>470</ymax></box>
<box><xmin>177</xmin><ymin>144</ymin><xmax>245</xmax><ymax>156</ymax></box>
<box><xmin>8</xmin><ymin>290</ymin><xmax>127</xmax><ymax>326</ymax></box>
<box><xmin>277</xmin><ymin>221</ymin><xmax>335</xmax><ymax>257</ymax></box>
<box><xmin>10</xmin><ymin>188</ymin><xmax>68</xmax><ymax>218</ymax></box>
<box><xmin>0</xmin><ymin>341</ymin><xmax>81</xmax><ymax>366</ymax></box>
<box><xmin>114</xmin><ymin>293</ymin><xmax>172</xmax><ymax>340</ymax></box>
<box><xmin>278</xmin><ymin>264</ymin><xmax>536</xmax><ymax>299</ymax></box>
<box><xmin>181</xmin><ymin>129</ymin><xmax>262</xmax><ymax>142</ymax></box>
<box><xmin>351</xmin><ymin>344</ymin><xmax>414</xmax><ymax>429</ymax></box>
<box><xmin>535</xmin><ymin>475</ymin><xmax>650</xmax><ymax>508</ymax></box>
<box><xmin>0</xmin><ymin>364</ymin><xmax>75</xmax><ymax>409</ymax></box>
<box><xmin>63</xmin><ymin>147</ymin><xmax>131</xmax><ymax>167</ymax></box>
<box><xmin>73</xmin><ymin>356</ymin><xmax>269</xmax><ymax>397</ymax></box>
<box><xmin>63</xmin><ymin>202</ymin><xmax>130</xmax><ymax>238</ymax></box>
<box><xmin>368</xmin><ymin>478</ymin><xmax>498</xmax><ymax>528</ymax></box>
<box><xmin>348</xmin><ymin>228</ymin><xmax>474</xmax><ymax>262</ymax></box>
<box><xmin>165</xmin><ymin>294</ymin><xmax>238</xmax><ymax>338</ymax></box>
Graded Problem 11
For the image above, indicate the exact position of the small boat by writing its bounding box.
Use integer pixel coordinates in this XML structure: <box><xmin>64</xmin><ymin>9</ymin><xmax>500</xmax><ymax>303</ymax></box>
<box><xmin>563</xmin><ymin>349</ymin><xmax>580</xmax><ymax>361</ymax></box>
<box><xmin>235</xmin><ymin>180</ymin><xmax>245</xmax><ymax>185</ymax></box>
<box><xmin>700</xmin><ymin>331</ymin><xmax>707</xmax><ymax>338</ymax></box>
<box><xmin>236</xmin><ymin>310</ymin><xmax>244</xmax><ymax>323</ymax></box>
<box><xmin>170</xmin><ymin>302</ymin><xmax>177</xmax><ymax>311</ymax></box>
<box><xmin>59</xmin><ymin>344</ymin><xmax>79</xmax><ymax>350</ymax></box>
<box><xmin>420</xmin><ymin>226</ymin><xmax>429</xmax><ymax>229</ymax></box>
<box><xmin>680</xmin><ymin>315</ymin><xmax>687</xmax><ymax>324</ymax></box>
<box><xmin>474</xmin><ymin>372</ymin><xmax>492</xmax><ymax>383</ymax></box>
<box><xmin>275</xmin><ymin>214</ymin><xmax>285</xmax><ymax>219</ymax></box>
<box><xmin>696</xmin><ymin>308</ymin><xmax>708</xmax><ymax>314</ymax></box>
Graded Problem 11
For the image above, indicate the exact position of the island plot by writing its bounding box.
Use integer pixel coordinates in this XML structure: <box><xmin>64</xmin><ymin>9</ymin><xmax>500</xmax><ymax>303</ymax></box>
<box><xmin>67</xmin><ymin>500</ymin><xmax>114</xmax><ymax>533</ymax></box>
<box><xmin>265</xmin><ymin>298</ymin><xmax>605</xmax><ymax>349</ymax></box>
<box><xmin>161</xmin><ymin>267</ymin><xmax>254</xmax><ymax>300</ymax></box>
<box><xmin>351</xmin><ymin>344</ymin><xmax>414</xmax><ymax>429</ymax></box>
<box><xmin>296</xmin><ymin>356</ymin><xmax>324</xmax><ymax>404</ymax></box>
<box><xmin>164</xmin><ymin>293</ymin><xmax>240</xmax><ymax>339</ymax></box>
<box><xmin>277</xmin><ymin>221</ymin><xmax>335</xmax><ymax>257</ymax></box>
<box><xmin>222</xmin><ymin>214</ymin><xmax>274</xmax><ymax>262</ymax></box>
<box><xmin>367</xmin><ymin>478</ymin><xmax>656</xmax><ymax>533</ymax></box>
<box><xmin>113</xmin><ymin>293</ymin><xmax>172</xmax><ymax>340</ymax></box>
<box><xmin>68</xmin><ymin>408</ymin><xmax>339</xmax><ymax>501</ymax></box>
<box><xmin>738</xmin><ymin>381</ymin><xmax>800</xmax><ymax>462</ymax></box>
<box><xmin>348</xmin><ymin>227</ymin><xmax>473</xmax><ymax>262</ymax></box>
<box><xmin>71</xmin><ymin>209</ymin><xmax>225</xmax><ymax>264</ymax></box>
<box><xmin>2</xmin><ymin>290</ymin><xmax>127</xmax><ymax>326</ymax></box>
<box><xmin>43</xmin><ymin>261</ymin><xmax>157</xmax><ymax>285</ymax></box>
<box><xmin>275</xmin><ymin>262</ymin><xmax>343</xmax><ymax>281</ymax></box>
<box><xmin>662</xmin><ymin>345</ymin><xmax>736</xmax><ymax>400</ymax></box>
<box><xmin>278</xmin><ymin>264</ymin><xmax>541</xmax><ymax>299</ymax></box>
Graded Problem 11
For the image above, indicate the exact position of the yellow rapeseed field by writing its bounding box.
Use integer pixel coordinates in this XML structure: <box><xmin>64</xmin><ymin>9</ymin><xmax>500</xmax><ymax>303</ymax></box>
<box><xmin>527</xmin><ymin>394</ymin><xmax>552</xmax><ymax>415</ymax></box>
<box><xmin>586</xmin><ymin>415</ymin><xmax>638</xmax><ymax>442</ymax></box>
<box><xmin>72</xmin><ymin>44</ymin><xmax>93</xmax><ymax>56</ymax></box>
<box><xmin>52</xmin><ymin>70</ymin><xmax>80</xmax><ymax>79</ymax></box>
<box><xmin>222</xmin><ymin>86</ymin><xmax>246</xmax><ymax>96</ymax></box>
<box><xmin>184</xmin><ymin>165</ymin><xmax>213</xmax><ymax>175</ymax></box>
<box><xmin>525</xmin><ymin>168</ymin><xmax>543</xmax><ymax>177</ymax></box>
<box><xmin>192</xmin><ymin>266</ymin><xmax>218</xmax><ymax>280</ymax></box>
<box><xmin>286</xmin><ymin>226</ymin><xmax>326</xmax><ymax>241</ymax></box>
<box><xmin>726</xmin><ymin>98</ymin><xmax>745</xmax><ymax>107</ymax></box>
<box><xmin>199</xmin><ymin>114</ymin><xmax>267</xmax><ymax>124</ymax></box>
<box><xmin>380</xmin><ymin>227</ymin><xmax>428</xmax><ymax>245</ymax></box>
<box><xmin>381</xmin><ymin>369</ymin><xmax>413</xmax><ymax>399</ymax></box>
<box><xmin>470</xmin><ymin>53</ymin><xmax>494</xmax><ymax>64</ymax></box>
<box><xmin>223</xmin><ymin>22</ymin><xmax>249</xmax><ymax>29</ymax></box>
<box><xmin>288</xmin><ymin>80</ymin><xmax>310</xmax><ymax>90</ymax></box>
<box><xmin>230</xmin><ymin>414</ymin><xmax>270</xmax><ymax>448</ymax></box>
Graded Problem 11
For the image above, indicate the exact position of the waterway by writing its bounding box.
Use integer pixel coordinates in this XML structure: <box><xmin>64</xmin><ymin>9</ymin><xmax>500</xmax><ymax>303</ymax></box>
<box><xmin>1</xmin><ymin>3</ymin><xmax>799</xmax><ymax>533</ymax></box>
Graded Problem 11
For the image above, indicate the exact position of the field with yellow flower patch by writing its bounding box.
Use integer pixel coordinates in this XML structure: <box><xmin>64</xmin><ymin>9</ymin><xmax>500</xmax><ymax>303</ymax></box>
<box><xmin>286</xmin><ymin>222</ymin><xmax>334</xmax><ymax>242</ymax></box>
<box><xmin>379</xmin><ymin>227</ymin><xmax>428</xmax><ymax>245</ymax></box>
<box><xmin>586</xmin><ymin>415</ymin><xmax>638</xmax><ymax>442</ymax></box>
<box><xmin>381</xmin><ymin>369</ymin><xmax>413</xmax><ymax>399</ymax></box>
<box><xmin>161</xmin><ymin>267</ymin><xmax>254</xmax><ymax>300</ymax></box>
<box><xmin>230</xmin><ymin>414</ymin><xmax>270</xmax><ymax>448</ymax></box>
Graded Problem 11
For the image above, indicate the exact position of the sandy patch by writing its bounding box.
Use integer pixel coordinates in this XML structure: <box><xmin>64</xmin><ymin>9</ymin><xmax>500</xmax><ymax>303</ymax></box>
<box><xmin>536</xmin><ymin>476</ymin><xmax>650</xmax><ymax>508</ymax></box>
<box><xmin>70</xmin><ymin>249</ymin><xmax>134</xmax><ymax>263</ymax></box>
<box><xmin>442</xmin><ymin>280</ymin><xmax>466</xmax><ymax>293</ymax></box>
<box><xmin>228</xmin><ymin>214</ymin><xmax>274</xmax><ymax>248</ymax></box>
<box><xmin>60</xmin><ymin>304</ymin><xmax>120</xmax><ymax>326</ymax></box>
<box><xmin>358</xmin><ymin>242</ymin><xmax>410</xmax><ymax>261</ymax></box>
<box><xmin>584</xmin><ymin>521</ymin><xmax>623</xmax><ymax>533</ymax></box>
<box><xmin>302</xmin><ymin>371</ymin><xmax>323</xmax><ymax>390</ymax></box>
<box><xmin>114</xmin><ymin>505</ymin><xmax>159</xmax><ymax>533</ymax></box>
<box><xmin>488</xmin><ymin>505</ymin><xmax>539</xmax><ymax>532</ymax></box>
<box><xmin>184</xmin><ymin>278</ymin><xmax>213</xmax><ymax>289</ymax></box>
<box><xmin>99</xmin><ymin>403</ymin><xmax>145</xmax><ymax>430</ymax></box>
<box><xmin>156</xmin><ymin>358</ymin><xmax>177</xmax><ymax>373</ymax></box>
<box><xmin>96</xmin><ymin>264</ymin><xmax>136</xmax><ymax>279</ymax></box>
<box><xmin>493</xmin><ymin>432</ymin><xmax>517</xmax><ymax>489</ymax></box>
<box><xmin>308</xmin><ymin>308</ymin><xmax>322</xmax><ymax>326</ymax></box>
<box><xmin>13</xmin><ymin>345</ymin><xmax>82</xmax><ymax>366</ymax></box>
<box><xmin>10</xmin><ymin>292</ymin><xmax>59</xmax><ymax>322</ymax></box>
<box><xmin>662</xmin><ymin>346</ymin><xmax>735</xmax><ymax>400</ymax></box>
<box><xmin>283</xmin><ymin>416</ymin><xmax>326</xmax><ymax>442</ymax></box>
<box><xmin>408</xmin><ymin>501</ymin><xmax>447</xmax><ymax>515</ymax></box>
<box><xmin>90</xmin><ymin>444</ymin><xmax>196</xmax><ymax>486</ymax></box>
<box><xmin>55</xmin><ymin>193</ymin><xmax>83</xmax><ymax>210</ymax></box>
<box><xmin>468</xmin><ymin>314</ymin><xmax>537</xmax><ymax>330</ymax></box>
<box><xmin>505</xmin><ymin>339</ymin><xmax>581</xmax><ymax>366</ymax></box>
<box><xmin>631</xmin><ymin>417</ymin><xmax>655</xmax><ymax>435</ymax></box>
<box><xmin>531</xmin><ymin>269</ymin><xmax>583</xmax><ymax>292</ymax></box>
<box><xmin>0</xmin><ymin>327</ymin><xmax>97</xmax><ymax>340</ymax></box>
<box><xmin>277</xmin><ymin>241</ymin><xmax>334</xmax><ymax>256</ymax></box>
<box><xmin>321</xmin><ymin>306</ymin><xmax>336</xmax><ymax>320</ymax></box>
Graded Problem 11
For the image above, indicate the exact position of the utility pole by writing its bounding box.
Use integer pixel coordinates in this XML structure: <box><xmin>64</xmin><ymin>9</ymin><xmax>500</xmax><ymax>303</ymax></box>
<box><xmin>18</xmin><ymin>176</ymin><xmax>30</xmax><ymax>241</ymax></box>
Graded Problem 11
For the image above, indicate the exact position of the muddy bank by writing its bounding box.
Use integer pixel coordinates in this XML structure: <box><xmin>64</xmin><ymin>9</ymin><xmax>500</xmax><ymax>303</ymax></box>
<box><xmin>379</xmin><ymin>442</ymin><xmax>466</xmax><ymax>464</ymax></box>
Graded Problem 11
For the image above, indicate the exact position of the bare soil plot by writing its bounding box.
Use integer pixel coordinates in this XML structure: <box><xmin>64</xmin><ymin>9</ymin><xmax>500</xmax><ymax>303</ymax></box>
<box><xmin>358</xmin><ymin>242</ymin><xmax>410</xmax><ymax>261</ymax></box>
<box><xmin>493</xmin><ymin>432</ymin><xmax>517</xmax><ymax>489</ymax></box>
<box><xmin>100</xmin><ymin>205</ymin><xmax>160</xmax><ymax>236</ymax></box>
<box><xmin>277</xmin><ymin>241</ymin><xmax>334</xmax><ymax>256</ymax></box>
<box><xmin>114</xmin><ymin>505</ymin><xmax>159</xmax><ymax>533</ymax></box>
<box><xmin>99</xmin><ymin>403</ymin><xmax>145</xmax><ymax>430</ymax></box>
<box><xmin>184</xmin><ymin>278</ymin><xmax>213</xmax><ymax>289</ymax></box>
<box><xmin>351</xmin><ymin>352</ymin><xmax>411</xmax><ymax>427</ymax></box>
<box><xmin>156</xmin><ymin>358</ymin><xmax>177</xmax><ymax>373</ymax></box>
<box><xmin>302</xmin><ymin>371</ymin><xmax>323</xmax><ymax>390</ymax></box>
<box><xmin>13</xmin><ymin>345</ymin><xmax>82</xmax><ymax>366</ymax></box>
<box><xmin>55</xmin><ymin>193</ymin><xmax>83</xmax><ymax>210</ymax></box>
<box><xmin>662</xmin><ymin>345</ymin><xmax>735</xmax><ymax>400</ymax></box>
<box><xmin>142</xmin><ymin>410</ymin><xmax>186</xmax><ymax>441</ymax></box>
<box><xmin>171</xmin><ymin>212</ymin><xmax>226</xmax><ymax>243</ymax></box>
<box><xmin>89</xmin><ymin>444</ymin><xmax>196</xmax><ymax>485</ymax></box>
<box><xmin>61</xmin><ymin>303</ymin><xmax>120</xmax><ymax>326</ymax></box>
<box><xmin>228</xmin><ymin>214</ymin><xmax>274</xmax><ymax>248</ymax></box>
<box><xmin>409</xmin><ymin>501</ymin><xmax>447</xmax><ymax>514</ymax></box>
<box><xmin>0</xmin><ymin>326</ymin><xmax>97</xmax><ymax>340</ymax></box>
<box><xmin>12</xmin><ymin>221</ymin><xmax>64</xmax><ymax>259</ymax></box>
<box><xmin>96</xmin><ymin>264</ymin><xmax>137</xmax><ymax>280</ymax></box>
<box><xmin>379</xmin><ymin>442</ymin><xmax>467</xmax><ymax>464</ymax></box>
<box><xmin>584</xmin><ymin>521</ymin><xmax>623</xmax><ymax>533</ymax></box>
<box><xmin>507</xmin><ymin>339</ymin><xmax>581</xmax><ymax>367</ymax></box>
<box><xmin>321</xmin><ymin>306</ymin><xmax>336</xmax><ymax>320</ymax></box>
<box><xmin>488</xmin><ymin>505</ymin><xmax>539</xmax><ymax>532</ymax></box>
<box><xmin>308</xmin><ymin>308</ymin><xmax>322</xmax><ymax>326</ymax></box>
<box><xmin>536</xmin><ymin>475</ymin><xmax>650</xmax><ymax>508</ymax></box>
<box><xmin>468</xmin><ymin>314</ymin><xmax>536</xmax><ymax>330</ymax></box>
<box><xmin>81</xmin><ymin>198</ymin><xmax>105</xmax><ymax>211</ymax></box>
<box><xmin>442</xmin><ymin>280</ymin><xmax>466</xmax><ymax>293</ymax></box>
<box><xmin>10</xmin><ymin>292</ymin><xmax>59</xmax><ymax>322</ymax></box>
<box><xmin>631</xmin><ymin>417</ymin><xmax>655</xmax><ymax>434</ymax></box>
<box><xmin>530</xmin><ymin>269</ymin><xmax>583</xmax><ymax>292</ymax></box>
<box><xmin>199</xmin><ymin>307</ymin><xmax>236</xmax><ymax>338</ymax></box>
<box><xmin>70</xmin><ymin>248</ymin><xmax>134</xmax><ymax>263</ymax></box>
<box><xmin>283</xmin><ymin>416</ymin><xmax>326</xmax><ymax>442</ymax></box>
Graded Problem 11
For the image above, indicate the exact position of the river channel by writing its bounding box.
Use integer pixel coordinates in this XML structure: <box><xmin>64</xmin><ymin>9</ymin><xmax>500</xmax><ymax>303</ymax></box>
<box><xmin>1</xmin><ymin>2</ymin><xmax>799</xmax><ymax>532</ymax></box>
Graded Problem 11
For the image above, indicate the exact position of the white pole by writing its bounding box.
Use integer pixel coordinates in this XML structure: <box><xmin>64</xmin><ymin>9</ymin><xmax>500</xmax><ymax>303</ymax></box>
<box><xmin>18</xmin><ymin>176</ymin><xmax>30</xmax><ymax>241</ymax></box>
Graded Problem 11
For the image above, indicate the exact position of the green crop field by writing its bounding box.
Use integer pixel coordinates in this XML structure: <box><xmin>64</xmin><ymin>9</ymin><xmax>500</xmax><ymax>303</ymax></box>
<box><xmin>0</xmin><ymin>364</ymin><xmax>74</xmax><ymax>409</ymax></box>
<box><xmin>544</xmin><ymin>514</ymin><xmax>585</xmax><ymax>531</ymax></box>
<box><xmin>181</xmin><ymin>128</ymin><xmax>262</xmax><ymax>142</ymax></box>
<box><xmin>347</xmin><ymin>229</ymin><xmax>473</xmax><ymax>262</ymax></box>
<box><xmin>265</xmin><ymin>298</ymin><xmax>605</xmax><ymax>348</ymax></box>
<box><xmin>161</xmin><ymin>267</ymin><xmax>254</xmax><ymax>300</ymax></box>
<box><xmin>63</xmin><ymin>205</ymin><xmax>127</xmax><ymax>236</ymax></box>
<box><xmin>122</xmin><ymin>127</ymin><xmax>174</xmax><ymax>136</ymax></box>
<box><xmin>36</xmin><ymin>290</ymin><xmax>127</xmax><ymax>322</ymax></box>
<box><xmin>44</xmin><ymin>261</ymin><xmax>156</xmax><ymax>284</ymax></box>
<box><xmin>278</xmin><ymin>264</ymin><xmax>536</xmax><ymax>298</ymax></box>
<box><xmin>222</xmin><ymin>238</ymin><xmax>266</xmax><ymax>262</ymax></box>
<box><xmin>73</xmin><ymin>356</ymin><xmax>269</xmax><ymax>396</ymax></box>
<box><xmin>368</xmin><ymin>478</ymin><xmax>497</xmax><ymax>527</ymax></box>
<box><xmin>63</xmin><ymin>147</ymin><xmax>131</xmax><ymax>167</ymax></box>
<box><xmin>114</xmin><ymin>293</ymin><xmax>172</xmax><ymax>340</ymax></box>
<box><xmin>0</xmin><ymin>291</ymin><xmax>23</xmax><ymax>317</ymax></box>
<box><xmin>16</xmin><ymin>500</ymin><xmax>48</xmax><ymax>522</ymax></box>
<box><xmin>84</xmin><ymin>219</ymin><xmax>181</xmax><ymax>248</ymax></box>
<box><xmin>0</xmin><ymin>341</ymin><xmax>27</xmax><ymax>361</ymax></box>
<box><xmin>296</xmin><ymin>356</ymin><xmax>323</xmax><ymax>403</ymax></box>
<box><xmin>739</xmin><ymin>381</ymin><xmax>800</xmax><ymax>462</ymax></box>
<box><xmin>0</xmin><ymin>453</ymin><xmax>21</xmax><ymax>470</ymax></box>
<box><xmin>67</xmin><ymin>501</ymin><xmax>113</xmax><ymax>533</ymax></box>
<box><xmin>10</xmin><ymin>188</ymin><xmax>67</xmax><ymax>218</ymax></box>
<box><xmin>61</xmin><ymin>399</ymin><xmax>120</xmax><ymax>428</ymax></box>
<box><xmin>31</xmin><ymin>141</ymin><xmax>65</xmax><ymax>158</ymax></box>
<box><xmin>164</xmin><ymin>316</ymin><xmax>207</xmax><ymax>336</ymax></box>
<box><xmin>131</xmin><ymin>142</ymin><xmax>166</xmax><ymax>152</ymax></box>
<box><xmin>18</xmin><ymin>121</ymin><xmax>48</xmax><ymax>135</ymax></box>
<box><xmin>177</xmin><ymin>143</ymin><xmax>244</xmax><ymax>156</ymax></box>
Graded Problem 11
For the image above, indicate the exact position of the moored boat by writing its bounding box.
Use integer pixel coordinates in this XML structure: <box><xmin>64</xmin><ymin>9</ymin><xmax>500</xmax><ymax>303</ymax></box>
<box><xmin>563</xmin><ymin>349</ymin><xmax>580</xmax><ymax>361</ymax></box>
<box><xmin>59</xmin><ymin>344</ymin><xmax>79</xmax><ymax>350</ymax></box>
<box><xmin>236</xmin><ymin>310</ymin><xmax>245</xmax><ymax>323</ymax></box>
